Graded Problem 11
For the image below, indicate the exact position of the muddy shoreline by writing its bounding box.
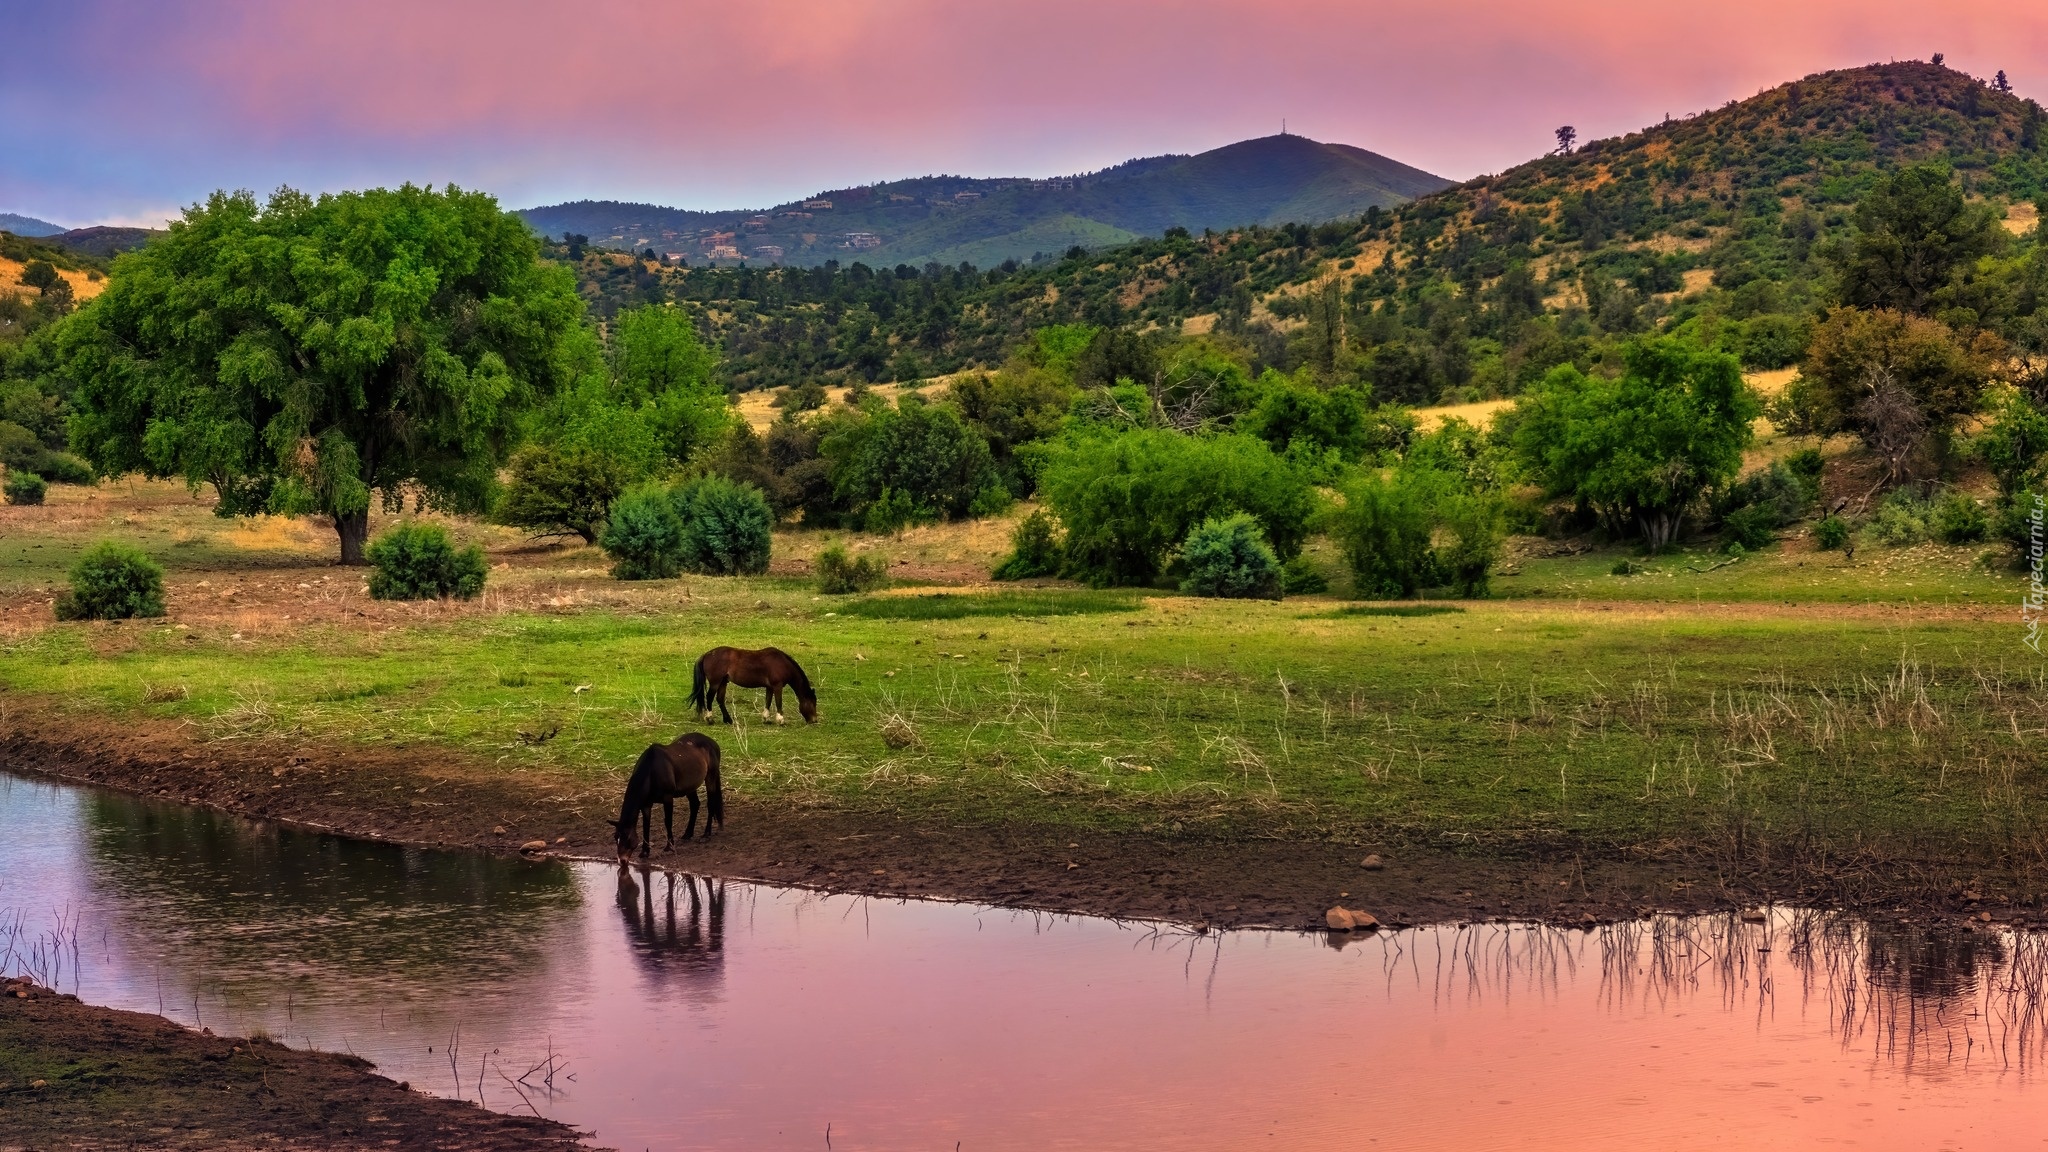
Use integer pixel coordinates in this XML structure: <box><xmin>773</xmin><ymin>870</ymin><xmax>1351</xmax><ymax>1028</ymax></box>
<box><xmin>1</xmin><ymin>709</ymin><xmax>2035</xmax><ymax>933</ymax></box>
<box><xmin>0</xmin><ymin>976</ymin><xmax>594</xmax><ymax>1151</ymax></box>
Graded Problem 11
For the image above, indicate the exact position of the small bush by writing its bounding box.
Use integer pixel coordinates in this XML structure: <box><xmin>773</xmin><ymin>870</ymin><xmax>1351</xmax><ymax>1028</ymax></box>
<box><xmin>497</xmin><ymin>443</ymin><xmax>630</xmax><ymax>544</ymax></box>
<box><xmin>35</xmin><ymin>453</ymin><xmax>94</xmax><ymax>485</ymax></box>
<box><xmin>1280</xmin><ymin>553</ymin><xmax>1329</xmax><ymax>594</ymax></box>
<box><xmin>1719</xmin><ymin>461</ymin><xmax>1810</xmax><ymax>527</ymax></box>
<box><xmin>992</xmin><ymin>510</ymin><xmax>1064</xmax><ymax>580</ymax></box>
<box><xmin>1722</xmin><ymin>503</ymin><xmax>1779</xmax><ymax>551</ymax></box>
<box><xmin>1434</xmin><ymin>491</ymin><xmax>1506</xmax><ymax>598</ymax></box>
<box><xmin>1932</xmin><ymin>491</ymin><xmax>1988</xmax><ymax>544</ymax></box>
<box><xmin>5</xmin><ymin>470</ymin><xmax>47</xmax><ymax>506</ymax></box>
<box><xmin>1330</xmin><ymin>470</ymin><xmax>1437</xmax><ymax>599</ymax></box>
<box><xmin>673</xmin><ymin>474</ymin><xmax>773</xmax><ymax>575</ymax></box>
<box><xmin>366</xmin><ymin>523</ymin><xmax>486</xmax><ymax>600</ymax></box>
<box><xmin>1785</xmin><ymin>447</ymin><xmax>1825</xmax><ymax>489</ymax></box>
<box><xmin>55</xmin><ymin>542</ymin><xmax>164</xmax><ymax>620</ymax></box>
<box><xmin>601</xmin><ymin>485</ymin><xmax>686</xmax><ymax>580</ymax></box>
<box><xmin>863</xmin><ymin>487</ymin><xmax>925</xmax><ymax>535</ymax></box>
<box><xmin>1871</xmin><ymin>489</ymin><xmax>1931</xmax><ymax>546</ymax></box>
<box><xmin>1996</xmin><ymin>493</ymin><xmax>2044</xmax><ymax>557</ymax></box>
<box><xmin>1813</xmin><ymin>514</ymin><xmax>1850</xmax><ymax>550</ymax></box>
<box><xmin>815</xmin><ymin>545</ymin><xmax>889</xmax><ymax>594</ymax></box>
<box><xmin>1179</xmin><ymin>514</ymin><xmax>1283</xmax><ymax>600</ymax></box>
<box><xmin>1611</xmin><ymin>559</ymin><xmax>1634</xmax><ymax>576</ymax></box>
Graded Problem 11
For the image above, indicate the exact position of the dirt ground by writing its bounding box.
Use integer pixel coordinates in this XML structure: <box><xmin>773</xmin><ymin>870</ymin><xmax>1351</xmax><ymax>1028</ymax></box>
<box><xmin>0</xmin><ymin>976</ymin><xmax>594</xmax><ymax>1152</ymax></box>
<box><xmin>3</xmin><ymin>707</ymin><xmax>2031</xmax><ymax>935</ymax></box>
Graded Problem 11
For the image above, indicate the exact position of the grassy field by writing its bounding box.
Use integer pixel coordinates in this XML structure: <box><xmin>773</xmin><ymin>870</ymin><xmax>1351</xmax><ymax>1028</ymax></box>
<box><xmin>1</xmin><ymin>481</ymin><xmax>2042</xmax><ymax>897</ymax></box>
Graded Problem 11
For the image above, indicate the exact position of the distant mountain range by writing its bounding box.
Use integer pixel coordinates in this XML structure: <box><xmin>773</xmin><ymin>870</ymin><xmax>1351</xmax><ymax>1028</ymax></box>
<box><xmin>0</xmin><ymin>213</ymin><xmax>161</xmax><ymax>256</ymax></box>
<box><xmin>0</xmin><ymin>212</ymin><xmax>64</xmax><ymax>237</ymax></box>
<box><xmin>518</xmin><ymin>134</ymin><xmax>1452</xmax><ymax>268</ymax></box>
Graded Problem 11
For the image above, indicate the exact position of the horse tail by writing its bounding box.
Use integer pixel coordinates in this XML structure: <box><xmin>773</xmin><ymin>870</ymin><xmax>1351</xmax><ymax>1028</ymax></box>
<box><xmin>689</xmin><ymin>653</ymin><xmax>708</xmax><ymax>712</ymax></box>
<box><xmin>705</xmin><ymin>742</ymin><xmax>724</xmax><ymax>828</ymax></box>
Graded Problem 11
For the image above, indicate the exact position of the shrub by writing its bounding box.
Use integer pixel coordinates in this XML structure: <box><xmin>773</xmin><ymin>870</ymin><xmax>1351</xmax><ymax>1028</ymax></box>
<box><xmin>1330</xmin><ymin>470</ymin><xmax>1437</xmax><ymax>599</ymax></box>
<box><xmin>1718</xmin><ymin>460</ymin><xmax>1811</xmax><ymax>527</ymax></box>
<box><xmin>672</xmin><ymin>474</ymin><xmax>773</xmax><ymax>575</ymax></box>
<box><xmin>4</xmin><ymin>470</ymin><xmax>46</xmax><ymax>506</ymax></box>
<box><xmin>35</xmin><ymin>453</ymin><xmax>94</xmax><ymax>485</ymax></box>
<box><xmin>366</xmin><ymin>523</ymin><xmax>487</xmax><ymax>600</ymax></box>
<box><xmin>1433</xmin><ymin>490</ymin><xmax>1506</xmax><ymax>598</ymax></box>
<box><xmin>992</xmin><ymin>510</ymin><xmax>1064</xmax><ymax>580</ymax></box>
<box><xmin>0</xmin><ymin>422</ymin><xmax>41</xmax><ymax>474</ymax></box>
<box><xmin>862</xmin><ymin>487</ymin><xmax>923</xmax><ymax>535</ymax></box>
<box><xmin>1978</xmin><ymin>392</ymin><xmax>2048</xmax><ymax>498</ymax></box>
<box><xmin>1785</xmin><ymin>447</ymin><xmax>1825</xmax><ymax>489</ymax></box>
<box><xmin>1178</xmin><ymin>514</ymin><xmax>1283</xmax><ymax>600</ymax></box>
<box><xmin>1280</xmin><ymin>553</ymin><xmax>1329</xmax><ymax>595</ymax></box>
<box><xmin>1871</xmin><ymin>489</ymin><xmax>1931</xmax><ymax>545</ymax></box>
<box><xmin>1039</xmin><ymin>430</ymin><xmax>1317</xmax><ymax>587</ymax></box>
<box><xmin>600</xmin><ymin>485</ymin><xmax>686</xmax><ymax>579</ymax></box>
<box><xmin>0</xmin><ymin>420</ymin><xmax>95</xmax><ymax>486</ymax></box>
<box><xmin>1932</xmin><ymin>491</ymin><xmax>1988</xmax><ymax>544</ymax></box>
<box><xmin>1722</xmin><ymin>503</ymin><xmax>1779</xmax><ymax>551</ymax></box>
<box><xmin>824</xmin><ymin>396</ymin><xmax>1000</xmax><ymax>525</ymax></box>
<box><xmin>498</xmin><ymin>444</ymin><xmax>631</xmax><ymax>544</ymax></box>
<box><xmin>1995</xmin><ymin>493</ymin><xmax>2044</xmax><ymax>557</ymax></box>
<box><xmin>1813</xmin><ymin>514</ymin><xmax>1851</xmax><ymax>550</ymax></box>
<box><xmin>1611</xmin><ymin>559</ymin><xmax>1635</xmax><ymax>576</ymax></box>
<box><xmin>815</xmin><ymin>545</ymin><xmax>888</xmax><ymax>594</ymax></box>
<box><xmin>54</xmin><ymin>541</ymin><xmax>164</xmax><ymax>620</ymax></box>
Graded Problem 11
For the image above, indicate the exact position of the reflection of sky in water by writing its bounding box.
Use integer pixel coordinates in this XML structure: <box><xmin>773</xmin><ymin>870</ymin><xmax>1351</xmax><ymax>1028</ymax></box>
<box><xmin>4</xmin><ymin>771</ymin><xmax>2048</xmax><ymax>1151</ymax></box>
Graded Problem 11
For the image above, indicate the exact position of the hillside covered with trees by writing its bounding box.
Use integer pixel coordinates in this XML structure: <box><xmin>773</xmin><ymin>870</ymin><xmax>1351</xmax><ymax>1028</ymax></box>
<box><xmin>552</xmin><ymin>61</ymin><xmax>2048</xmax><ymax>398</ymax></box>
<box><xmin>520</xmin><ymin>133</ymin><xmax>1449</xmax><ymax>272</ymax></box>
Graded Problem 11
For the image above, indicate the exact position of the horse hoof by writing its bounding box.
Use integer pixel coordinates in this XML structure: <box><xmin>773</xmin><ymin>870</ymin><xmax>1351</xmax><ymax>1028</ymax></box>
<box><xmin>774</xmin><ymin>714</ymin><xmax>786</xmax><ymax>725</ymax></box>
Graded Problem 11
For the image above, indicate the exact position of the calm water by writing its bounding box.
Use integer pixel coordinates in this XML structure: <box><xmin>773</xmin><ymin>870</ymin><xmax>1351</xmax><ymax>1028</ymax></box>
<box><xmin>3</xmin><ymin>771</ymin><xmax>2045</xmax><ymax>1150</ymax></box>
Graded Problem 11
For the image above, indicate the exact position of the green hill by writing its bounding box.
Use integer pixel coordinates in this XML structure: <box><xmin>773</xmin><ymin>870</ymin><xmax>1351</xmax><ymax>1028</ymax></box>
<box><xmin>555</xmin><ymin>61</ymin><xmax>2048</xmax><ymax>396</ymax></box>
<box><xmin>519</xmin><ymin>134</ymin><xmax>1450</xmax><ymax>269</ymax></box>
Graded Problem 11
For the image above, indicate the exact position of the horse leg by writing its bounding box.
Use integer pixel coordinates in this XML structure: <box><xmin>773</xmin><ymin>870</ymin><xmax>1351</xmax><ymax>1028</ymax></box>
<box><xmin>663</xmin><ymin>800</ymin><xmax>674</xmax><ymax>851</ymax></box>
<box><xmin>639</xmin><ymin>805</ymin><xmax>652</xmax><ymax>859</ymax></box>
<box><xmin>716</xmin><ymin>680</ymin><xmax>733</xmax><ymax>725</ymax></box>
<box><xmin>683</xmin><ymin>789</ymin><xmax>700</xmax><ymax>840</ymax></box>
<box><xmin>772</xmin><ymin>683</ymin><xmax>786</xmax><ymax>725</ymax></box>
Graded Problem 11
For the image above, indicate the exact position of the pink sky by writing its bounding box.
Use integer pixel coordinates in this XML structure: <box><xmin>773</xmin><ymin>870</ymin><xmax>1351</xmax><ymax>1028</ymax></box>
<box><xmin>7</xmin><ymin>1</ymin><xmax>2048</xmax><ymax>224</ymax></box>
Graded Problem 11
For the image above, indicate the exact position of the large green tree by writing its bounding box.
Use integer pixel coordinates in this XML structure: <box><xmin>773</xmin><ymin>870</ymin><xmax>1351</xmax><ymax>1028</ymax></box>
<box><xmin>63</xmin><ymin>185</ymin><xmax>586</xmax><ymax>562</ymax></box>
<box><xmin>1833</xmin><ymin>164</ymin><xmax>2001</xmax><ymax>316</ymax></box>
<box><xmin>1510</xmin><ymin>338</ymin><xmax>1757</xmax><ymax>551</ymax></box>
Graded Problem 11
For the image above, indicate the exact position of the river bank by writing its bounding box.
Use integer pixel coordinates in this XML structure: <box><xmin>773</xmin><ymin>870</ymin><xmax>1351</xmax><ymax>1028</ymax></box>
<box><xmin>4</xmin><ymin>706</ymin><xmax>2038</xmax><ymax>933</ymax></box>
<box><xmin>0</xmin><ymin>976</ymin><xmax>593</xmax><ymax>1151</ymax></box>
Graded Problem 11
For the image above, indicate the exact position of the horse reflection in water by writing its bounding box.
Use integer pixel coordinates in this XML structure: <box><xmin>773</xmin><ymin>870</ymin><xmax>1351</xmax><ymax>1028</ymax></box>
<box><xmin>615</xmin><ymin>864</ymin><xmax>727</xmax><ymax>1000</ymax></box>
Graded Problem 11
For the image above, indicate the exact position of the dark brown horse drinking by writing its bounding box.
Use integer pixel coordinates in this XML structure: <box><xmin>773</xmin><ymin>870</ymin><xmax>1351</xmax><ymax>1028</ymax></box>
<box><xmin>690</xmin><ymin>646</ymin><xmax>817</xmax><ymax>725</ymax></box>
<box><xmin>612</xmin><ymin>732</ymin><xmax>724</xmax><ymax>859</ymax></box>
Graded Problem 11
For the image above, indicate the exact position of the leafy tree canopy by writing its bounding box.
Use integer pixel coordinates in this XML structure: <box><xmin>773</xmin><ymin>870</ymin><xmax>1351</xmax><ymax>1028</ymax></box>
<box><xmin>1510</xmin><ymin>338</ymin><xmax>1757</xmax><ymax>551</ymax></box>
<box><xmin>63</xmin><ymin>184</ymin><xmax>587</xmax><ymax>562</ymax></box>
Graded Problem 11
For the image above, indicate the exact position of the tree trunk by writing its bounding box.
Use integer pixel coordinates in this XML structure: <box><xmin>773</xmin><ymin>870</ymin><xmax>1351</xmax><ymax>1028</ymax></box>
<box><xmin>335</xmin><ymin>509</ymin><xmax>370</xmax><ymax>565</ymax></box>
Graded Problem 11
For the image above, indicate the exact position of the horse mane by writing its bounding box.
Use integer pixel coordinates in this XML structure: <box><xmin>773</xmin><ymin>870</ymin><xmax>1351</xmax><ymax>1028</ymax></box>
<box><xmin>618</xmin><ymin>745</ymin><xmax>663</xmax><ymax>826</ymax></box>
<box><xmin>785</xmin><ymin>656</ymin><xmax>815</xmax><ymax>701</ymax></box>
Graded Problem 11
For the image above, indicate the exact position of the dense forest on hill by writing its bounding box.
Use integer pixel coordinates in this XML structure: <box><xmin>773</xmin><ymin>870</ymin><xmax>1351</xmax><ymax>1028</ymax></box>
<box><xmin>557</xmin><ymin>62</ymin><xmax>2048</xmax><ymax>396</ymax></box>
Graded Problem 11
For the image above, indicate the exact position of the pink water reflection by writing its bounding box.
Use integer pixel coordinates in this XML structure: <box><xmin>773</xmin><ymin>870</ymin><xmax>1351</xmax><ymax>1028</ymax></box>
<box><xmin>3</xmin><ymin>774</ymin><xmax>2044</xmax><ymax>1150</ymax></box>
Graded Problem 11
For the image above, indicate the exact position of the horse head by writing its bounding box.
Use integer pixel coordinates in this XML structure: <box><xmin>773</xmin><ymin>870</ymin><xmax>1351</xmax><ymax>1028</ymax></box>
<box><xmin>611</xmin><ymin>817</ymin><xmax>639</xmax><ymax>859</ymax></box>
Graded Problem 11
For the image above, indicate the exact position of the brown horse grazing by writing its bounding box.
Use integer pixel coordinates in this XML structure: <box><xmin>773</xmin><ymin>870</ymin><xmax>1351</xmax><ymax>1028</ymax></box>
<box><xmin>612</xmin><ymin>732</ymin><xmax>724</xmax><ymax>860</ymax></box>
<box><xmin>690</xmin><ymin>646</ymin><xmax>817</xmax><ymax>725</ymax></box>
